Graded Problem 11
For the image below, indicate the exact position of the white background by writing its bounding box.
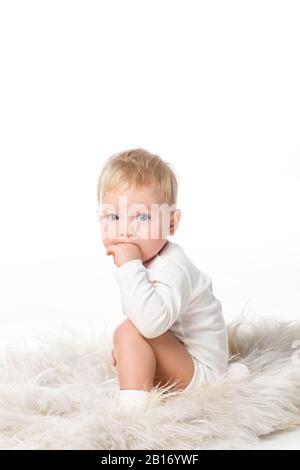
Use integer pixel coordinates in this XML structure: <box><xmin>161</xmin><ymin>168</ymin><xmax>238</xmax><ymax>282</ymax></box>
<box><xmin>0</xmin><ymin>0</ymin><xmax>299</xmax><ymax>448</ymax></box>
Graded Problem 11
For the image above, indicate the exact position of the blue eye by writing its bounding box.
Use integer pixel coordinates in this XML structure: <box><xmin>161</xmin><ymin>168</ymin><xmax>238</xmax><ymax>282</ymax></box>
<box><xmin>107</xmin><ymin>214</ymin><xmax>119</xmax><ymax>221</ymax></box>
<box><xmin>106</xmin><ymin>213</ymin><xmax>150</xmax><ymax>222</ymax></box>
<box><xmin>137</xmin><ymin>213</ymin><xmax>150</xmax><ymax>221</ymax></box>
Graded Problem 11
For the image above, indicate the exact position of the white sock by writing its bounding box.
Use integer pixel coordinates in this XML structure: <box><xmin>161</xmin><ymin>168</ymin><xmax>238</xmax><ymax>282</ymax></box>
<box><xmin>117</xmin><ymin>389</ymin><xmax>151</xmax><ymax>412</ymax></box>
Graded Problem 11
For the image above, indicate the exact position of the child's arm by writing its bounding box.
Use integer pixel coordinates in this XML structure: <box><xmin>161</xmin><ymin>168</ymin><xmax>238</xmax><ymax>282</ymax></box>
<box><xmin>113</xmin><ymin>259</ymin><xmax>191</xmax><ymax>339</ymax></box>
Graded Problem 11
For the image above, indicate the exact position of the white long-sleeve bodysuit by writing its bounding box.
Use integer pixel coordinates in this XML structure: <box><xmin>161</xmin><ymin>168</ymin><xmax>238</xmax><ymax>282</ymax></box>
<box><xmin>113</xmin><ymin>239</ymin><xmax>229</xmax><ymax>377</ymax></box>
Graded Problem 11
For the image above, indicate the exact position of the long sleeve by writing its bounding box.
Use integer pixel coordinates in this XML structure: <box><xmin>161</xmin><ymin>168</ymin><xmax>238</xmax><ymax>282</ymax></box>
<box><xmin>113</xmin><ymin>258</ymin><xmax>191</xmax><ymax>339</ymax></box>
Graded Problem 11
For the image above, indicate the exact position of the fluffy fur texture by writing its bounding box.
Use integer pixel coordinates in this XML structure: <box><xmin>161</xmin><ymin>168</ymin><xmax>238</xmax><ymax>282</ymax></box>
<box><xmin>0</xmin><ymin>312</ymin><xmax>300</xmax><ymax>450</ymax></box>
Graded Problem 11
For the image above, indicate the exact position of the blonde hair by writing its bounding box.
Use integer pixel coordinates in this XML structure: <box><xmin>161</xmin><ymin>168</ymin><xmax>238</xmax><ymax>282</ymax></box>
<box><xmin>97</xmin><ymin>148</ymin><xmax>178</xmax><ymax>207</ymax></box>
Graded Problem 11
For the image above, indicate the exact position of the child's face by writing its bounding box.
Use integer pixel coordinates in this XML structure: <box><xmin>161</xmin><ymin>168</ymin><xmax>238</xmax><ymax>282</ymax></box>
<box><xmin>99</xmin><ymin>185</ymin><xmax>181</xmax><ymax>264</ymax></box>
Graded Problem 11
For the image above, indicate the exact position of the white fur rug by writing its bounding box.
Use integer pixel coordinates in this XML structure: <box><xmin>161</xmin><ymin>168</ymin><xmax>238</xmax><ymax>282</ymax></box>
<box><xmin>0</xmin><ymin>313</ymin><xmax>300</xmax><ymax>450</ymax></box>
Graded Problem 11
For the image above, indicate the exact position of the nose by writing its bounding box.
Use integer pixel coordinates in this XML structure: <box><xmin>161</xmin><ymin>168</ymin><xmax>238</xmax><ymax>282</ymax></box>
<box><xmin>119</xmin><ymin>216</ymin><xmax>138</xmax><ymax>239</ymax></box>
<box><xmin>119</xmin><ymin>231</ymin><xmax>136</xmax><ymax>239</ymax></box>
<box><xmin>119</xmin><ymin>225</ymin><xmax>136</xmax><ymax>239</ymax></box>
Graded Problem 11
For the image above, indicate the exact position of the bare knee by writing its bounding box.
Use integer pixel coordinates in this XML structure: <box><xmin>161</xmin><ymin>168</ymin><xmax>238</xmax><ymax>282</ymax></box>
<box><xmin>113</xmin><ymin>319</ymin><xmax>142</xmax><ymax>347</ymax></box>
<box><xmin>112</xmin><ymin>319</ymin><xmax>155</xmax><ymax>373</ymax></box>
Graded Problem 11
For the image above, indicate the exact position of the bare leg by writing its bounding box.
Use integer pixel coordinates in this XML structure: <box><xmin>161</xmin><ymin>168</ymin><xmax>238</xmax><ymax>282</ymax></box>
<box><xmin>113</xmin><ymin>319</ymin><xmax>195</xmax><ymax>392</ymax></box>
<box><xmin>113</xmin><ymin>320</ymin><xmax>156</xmax><ymax>391</ymax></box>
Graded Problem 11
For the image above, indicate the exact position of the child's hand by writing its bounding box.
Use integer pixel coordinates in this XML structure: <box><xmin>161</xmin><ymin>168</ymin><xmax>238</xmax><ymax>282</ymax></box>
<box><xmin>106</xmin><ymin>242</ymin><xmax>142</xmax><ymax>267</ymax></box>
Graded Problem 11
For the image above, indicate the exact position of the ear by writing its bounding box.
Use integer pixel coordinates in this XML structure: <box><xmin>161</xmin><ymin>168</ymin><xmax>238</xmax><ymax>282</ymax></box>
<box><xmin>169</xmin><ymin>209</ymin><xmax>182</xmax><ymax>236</ymax></box>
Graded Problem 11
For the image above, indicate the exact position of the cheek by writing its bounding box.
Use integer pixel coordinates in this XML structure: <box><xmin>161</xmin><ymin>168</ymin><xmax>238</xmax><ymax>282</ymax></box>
<box><xmin>134</xmin><ymin>220</ymin><xmax>150</xmax><ymax>239</ymax></box>
<box><xmin>142</xmin><ymin>217</ymin><xmax>167</xmax><ymax>239</ymax></box>
<box><xmin>101</xmin><ymin>224</ymin><xmax>118</xmax><ymax>248</ymax></box>
<box><xmin>100</xmin><ymin>220</ymin><xmax>108</xmax><ymax>238</ymax></box>
<box><xmin>139</xmin><ymin>239</ymin><xmax>164</xmax><ymax>260</ymax></box>
<box><xmin>135</xmin><ymin>217</ymin><xmax>164</xmax><ymax>240</ymax></box>
<box><xmin>100</xmin><ymin>220</ymin><xmax>119</xmax><ymax>242</ymax></box>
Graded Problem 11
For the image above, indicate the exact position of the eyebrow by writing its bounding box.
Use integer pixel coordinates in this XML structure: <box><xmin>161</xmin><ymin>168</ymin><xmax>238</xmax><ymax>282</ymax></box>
<box><xmin>101</xmin><ymin>205</ymin><xmax>152</xmax><ymax>214</ymax></box>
